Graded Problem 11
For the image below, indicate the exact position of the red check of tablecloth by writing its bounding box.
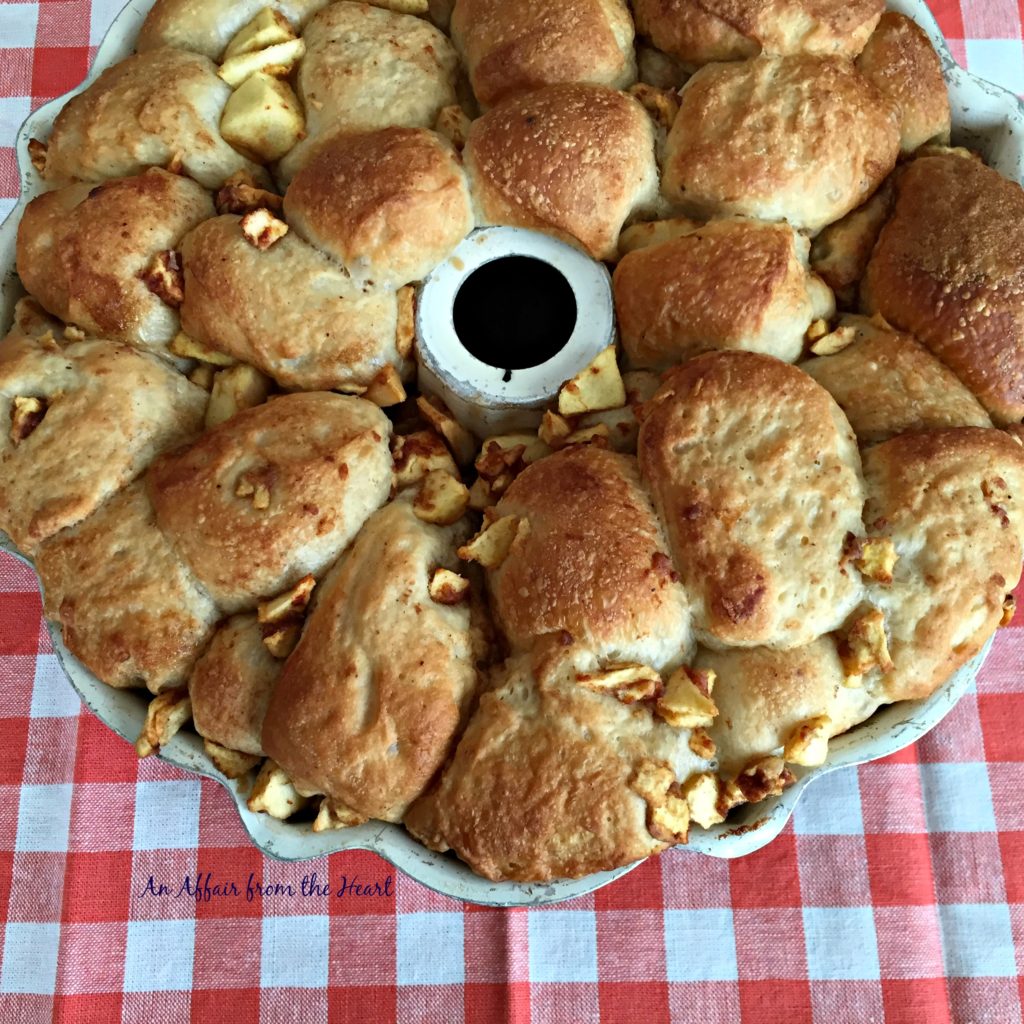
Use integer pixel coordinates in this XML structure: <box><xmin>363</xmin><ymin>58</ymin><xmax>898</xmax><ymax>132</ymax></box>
<box><xmin>2</xmin><ymin>2</ymin><xmax>1024</xmax><ymax>1021</ymax></box>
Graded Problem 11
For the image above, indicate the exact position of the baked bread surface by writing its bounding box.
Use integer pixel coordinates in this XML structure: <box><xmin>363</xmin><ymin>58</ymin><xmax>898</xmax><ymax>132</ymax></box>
<box><xmin>41</xmin><ymin>48</ymin><xmax>263</xmax><ymax>189</ymax></box>
<box><xmin>698</xmin><ymin>639</ymin><xmax>881</xmax><ymax>774</ymax></box>
<box><xmin>263</xmin><ymin>493</ymin><xmax>478</xmax><ymax>821</ymax></box>
<box><xmin>801</xmin><ymin>317</ymin><xmax>992</xmax><ymax>446</ymax></box>
<box><xmin>180</xmin><ymin>215</ymin><xmax>404</xmax><ymax>392</ymax></box>
<box><xmin>37</xmin><ymin>481</ymin><xmax>220</xmax><ymax>694</ymax></box>
<box><xmin>146</xmin><ymin>393</ymin><xmax>393</xmax><ymax>612</ymax></box>
<box><xmin>614</xmin><ymin>217</ymin><xmax>834</xmax><ymax>369</ymax></box>
<box><xmin>464</xmin><ymin>83</ymin><xmax>659</xmax><ymax>261</ymax></box>
<box><xmin>488</xmin><ymin>446</ymin><xmax>693</xmax><ymax>668</ymax></box>
<box><xmin>451</xmin><ymin>0</ymin><xmax>636</xmax><ymax>108</ymax></box>
<box><xmin>405</xmin><ymin>649</ymin><xmax>703</xmax><ymax>882</ymax></box>
<box><xmin>633</xmin><ymin>0</ymin><xmax>884</xmax><ymax>67</ymax></box>
<box><xmin>277</xmin><ymin>3</ymin><xmax>459</xmax><ymax>183</ymax></box>
<box><xmin>862</xmin><ymin>153</ymin><xmax>1024</xmax><ymax>425</ymax></box>
<box><xmin>855</xmin><ymin>11</ymin><xmax>951</xmax><ymax>154</ymax></box>
<box><xmin>189</xmin><ymin>614</ymin><xmax>282</xmax><ymax>756</ymax></box>
<box><xmin>0</xmin><ymin>336</ymin><xmax>207</xmax><ymax>554</ymax></box>
<box><xmin>16</xmin><ymin>169</ymin><xmax>213</xmax><ymax>356</ymax></box>
<box><xmin>137</xmin><ymin>0</ymin><xmax>330</xmax><ymax>59</ymax></box>
<box><xmin>638</xmin><ymin>351</ymin><xmax>866</xmax><ymax>648</ymax></box>
<box><xmin>284</xmin><ymin>127</ymin><xmax>474</xmax><ymax>289</ymax></box>
<box><xmin>662</xmin><ymin>55</ymin><xmax>900</xmax><ymax>233</ymax></box>
<box><xmin>861</xmin><ymin>428</ymin><xmax>1024</xmax><ymax>701</ymax></box>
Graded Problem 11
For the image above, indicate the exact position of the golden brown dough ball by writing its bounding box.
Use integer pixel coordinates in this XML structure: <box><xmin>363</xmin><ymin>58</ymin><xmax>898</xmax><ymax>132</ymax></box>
<box><xmin>464</xmin><ymin>83</ymin><xmax>659</xmax><ymax>260</ymax></box>
<box><xmin>862</xmin><ymin>153</ymin><xmax>1024</xmax><ymax>426</ymax></box>
<box><xmin>633</xmin><ymin>0</ymin><xmax>883</xmax><ymax>68</ymax></box>
<box><xmin>16</xmin><ymin>169</ymin><xmax>213</xmax><ymax>358</ymax></box>
<box><xmin>856</xmin><ymin>11</ymin><xmax>951</xmax><ymax>154</ymax></box>
<box><xmin>614</xmin><ymin>217</ymin><xmax>834</xmax><ymax>369</ymax></box>
<box><xmin>451</xmin><ymin>0</ymin><xmax>636</xmax><ymax>108</ymax></box>
<box><xmin>39</xmin><ymin>49</ymin><xmax>263</xmax><ymax>190</ymax></box>
<box><xmin>662</xmin><ymin>55</ymin><xmax>900</xmax><ymax>233</ymax></box>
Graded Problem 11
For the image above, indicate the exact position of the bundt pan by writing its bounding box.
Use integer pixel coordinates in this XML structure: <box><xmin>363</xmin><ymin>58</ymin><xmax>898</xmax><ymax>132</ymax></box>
<box><xmin>0</xmin><ymin>0</ymin><xmax>1022</xmax><ymax>906</ymax></box>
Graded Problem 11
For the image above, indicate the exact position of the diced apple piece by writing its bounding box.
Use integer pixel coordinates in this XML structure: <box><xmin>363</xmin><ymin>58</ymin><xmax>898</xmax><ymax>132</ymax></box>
<box><xmin>223</xmin><ymin>8</ymin><xmax>297</xmax><ymax>60</ymax></box>
<box><xmin>136</xmin><ymin>688</ymin><xmax>192</xmax><ymax>758</ymax></box>
<box><xmin>206</xmin><ymin>364</ymin><xmax>273</xmax><ymax>428</ymax></box>
<box><xmin>457</xmin><ymin>514</ymin><xmax>527</xmax><ymax>570</ymax></box>
<box><xmin>247</xmin><ymin>760</ymin><xmax>309</xmax><ymax>818</ymax></box>
<box><xmin>222</xmin><ymin>72</ymin><xmax>305</xmax><ymax>162</ymax></box>
<box><xmin>204</xmin><ymin>739</ymin><xmax>261</xmax><ymax>779</ymax></box>
<box><xmin>558</xmin><ymin>346</ymin><xmax>626</xmax><ymax>415</ymax></box>
<box><xmin>170</xmin><ymin>331</ymin><xmax>237</xmax><ymax>366</ymax></box>
<box><xmin>414</xmin><ymin>470</ymin><xmax>470</xmax><ymax>525</ymax></box>
<box><xmin>218</xmin><ymin>38</ymin><xmax>306</xmax><ymax>88</ymax></box>
<box><xmin>656</xmin><ymin>667</ymin><xmax>718</xmax><ymax>729</ymax></box>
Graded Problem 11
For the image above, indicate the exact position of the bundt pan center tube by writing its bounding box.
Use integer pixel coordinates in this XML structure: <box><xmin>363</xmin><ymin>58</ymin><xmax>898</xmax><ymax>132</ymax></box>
<box><xmin>0</xmin><ymin>0</ymin><xmax>1022</xmax><ymax>906</ymax></box>
<box><xmin>416</xmin><ymin>226</ymin><xmax>616</xmax><ymax>437</ymax></box>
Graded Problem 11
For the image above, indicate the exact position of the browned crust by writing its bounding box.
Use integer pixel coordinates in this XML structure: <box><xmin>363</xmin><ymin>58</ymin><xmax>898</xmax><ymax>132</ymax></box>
<box><xmin>489</xmin><ymin>446</ymin><xmax>691</xmax><ymax>664</ymax></box>
<box><xmin>16</xmin><ymin>169</ymin><xmax>213</xmax><ymax>349</ymax></box>
<box><xmin>145</xmin><ymin>393</ymin><xmax>393</xmax><ymax>611</ymax></box>
<box><xmin>451</xmin><ymin>0</ymin><xmax>635</xmax><ymax>108</ymax></box>
<box><xmin>862</xmin><ymin>427</ymin><xmax>1024</xmax><ymax>700</ymax></box>
<box><xmin>36</xmin><ymin>481</ymin><xmax>219</xmax><ymax>693</ymax></box>
<box><xmin>638</xmin><ymin>350</ymin><xmax>864</xmax><ymax>648</ymax></box>
<box><xmin>855</xmin><ymin>11</ymin><xmax>950</xmax><ymax>154</ymax></box>
<box><xmin>613</xmin><ymin>218</ymin><xmax>819</xmax><ymax>368</ymax></box>
<box><xmin>662</xmin><ymin>55</ymin><xmax>900</xmax><ymax>233</ymax></box>
<box><xmin>862</xmin><ymin>154</ymin><xmax>1024</xmax><ymax>426</ymax></box>
<box><xmin>189</xmin><ymin>614</ymin><xmax>281</xmax><ymax>755</ymax></box>
<box><xmin>137</xmin><ymin>0</ymin><xmax>328</xmax><ymax>59</ymax></box>
<box><xmin>179</xmin><ymin>215</ymin><xmax>404</xmax><ymax>392</ymax></box>
<box><xmin>0</xmin><ymin>338</ymin><xmax>207</xmax><ymax>554</ymax></box>
<box><xmin>801</xmin><ymin>318</ymin><xmax>992</xmax><ymax>446</ymax></box>
<box><xmin>283</xmin><ymin>127</ymin><xmax>473</xmax><ymax>286</ymax></box>
<box><xmin>633</xmin><ymin>0</ymin><xmax>883</xmax><ymax>66</ymax></box>
<box><xmin>464</xmin><ymin>83</ymin><xmax>657</xmax><ymax>261</ymax></box>
<box><xmin>697</xmin><ymin>637</ymin><xmax>878</xmax><ymax>773</ymax></box>
<box><xmin>262</xmin><ymin>496</ymin><xmax>477</xmax><ymax>821</ymax></box>
<box><xmin>404</xmin><ymin>657</ymin><xmax>667</xmax><ymax>881</ymax></box>
<box><xmin>42</xmin><ymin>48</ymin><xmax>263</xmax><ymax>190</ymax></box>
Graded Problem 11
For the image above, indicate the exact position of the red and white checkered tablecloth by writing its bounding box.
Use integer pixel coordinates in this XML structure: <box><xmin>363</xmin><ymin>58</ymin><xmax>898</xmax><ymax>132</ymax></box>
<box><xmin>2</xmin><ymin>1</ymin><xmax>1024</xmax><ymax>1021</ymax></box>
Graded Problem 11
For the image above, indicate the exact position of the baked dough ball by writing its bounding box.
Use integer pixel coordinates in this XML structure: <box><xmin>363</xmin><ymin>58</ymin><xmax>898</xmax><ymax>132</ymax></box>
<box><xmin>189</xmin><ymin>614</ymin><xmax>281</xmax><ymax>756</ymax></box>
<box><xmin>638</xmin><ymin>351</ymin><xmax>865</xmax><ymax>649</ymax></box>
<box><xmin>39</xmin><ymin>49</ymin><xmax>263</xmax><ymax>190</ymax></box>
<box><xmin>633</xmin><ymin>0</ymin><xmax>883</xmax><ymax>67</ymax></box>
<box><xmin>277</xmin><ymin>3</ymin><xmax>459</xmax><ymax>183</ymax></box>
<box><xmin>862</xmin><ymin>153</ymin><xmax>1024</xmax><ymax>426</ymax></box>
<box><xmin>180</xmin><ymin>216</ymin><xmax>406</xmax><ymax>392</ymax></box>
<box><xmin>801</xmin><ymin>316</ymin><xmax>991</xmax><ymax>446</ymax></box>
<box><xmin>855</xmin><ymin>12</ymin><xmax>951</xmax><ymax>154</ymax></box>
<box><xmin>146</xmin><ymin>392</ymin><xmax>393</xmax><ymax>612</ymax></box>
<box><xmin>0</xmin><ymin>337</ymin><xmax>207</xmax><ymax>554</ymax></box>
<box><xmin>36</xmin><ymin>481</ymin><xmax>219</xmax><ymax>693</ymax></box>
<box><xmin>451</xmin><ymin>0</ymin><xmax>636</xmax><ymax>108</ymax></box>
<box><xmin>662</xmin><ymin>55</ymin><xmax>900</xmax><ymax>234</ymax></box>
<box><xmin>16</xmin><ymin>169</ymin><xmax>214</xmax><ymax>358</ymax></box>
<box><xmin>697</xmin><ymin>639</ymin><xmax>881</xmax><ymax>774</ymax></box>
<box><xmin>137</xmin><ymin>0</ymin><xmax>329</xmax><ymax>59</ymax></box>
<box><xmin>861</xmin><ymin>428</ymin><xmax>1024</xmax><ymax>701</ymax></box>
<box><xmin>614</xmin><ymin>217</ymin><xmax>834</xmax><ymax>369</ymax></box>
<box><xmin>405</xmin><ymin>649</ymin><xmax>704</xmax><ymax>881</ymax></box>
<box><xmin>263</xmin><ymin>494</ymin><xmax>478</xmax><ymax>821</ymax></box>
<box><xmin>486</xmin><ymin>446</ymin><xmax>692</xmax><ymax>668</ymax></box>
<box><xmin>284</xmin><ymin>128</ymin><xmax>473</xmax><ymax>288</ymax></box>
<box><xmin>464</xmin><ymin>83</ymin><xmax>659</xmax><ymax>260</ymax></box>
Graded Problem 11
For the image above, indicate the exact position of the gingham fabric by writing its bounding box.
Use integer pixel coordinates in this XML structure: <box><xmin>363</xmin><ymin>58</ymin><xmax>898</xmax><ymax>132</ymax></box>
<box><xmin>1</xmin><ymin>2</ymin><xmax>1024</xmax><ymax>1021</ymax></box>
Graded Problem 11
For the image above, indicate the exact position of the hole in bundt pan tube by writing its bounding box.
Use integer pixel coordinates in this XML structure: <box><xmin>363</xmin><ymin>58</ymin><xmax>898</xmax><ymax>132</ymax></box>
<box><xmin>452</xmin><ymin>256</ymin><xmax>578</xmax><ymax>374</ymax></box>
